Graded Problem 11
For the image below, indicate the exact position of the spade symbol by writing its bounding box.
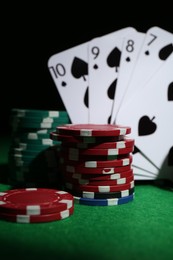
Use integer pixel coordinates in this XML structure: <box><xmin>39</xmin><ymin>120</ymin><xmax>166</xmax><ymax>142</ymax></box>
<box><xmin>126</xmin><ymin>57</ymin><xmax>131</xmax><ymax>62</ymax></box>
<box><xmin>168</xmin><ymin>82</ymin><xmax>173</xmax><ymax>101</ymax></box>
<box><xmin>138</xmin><ymin>115</ymin><xmax>157</xmax><ymax>136</ymax></box>
<box><xmin>107</xmin><ymin>78</ymin><xmax>117</xmax><ymax>100</ymax></box>
<box><xmin>84</xmin><ymin>87</ymin><xmax>89</xmax><ymax>108</ymax></box>
<box><xmin>93</xmin><ymin>64</ymin><xmax>98</xmax><ymax>69</ymax></box>
<box><xmin>168</xmin><ymin>146</ymin><xmax>173</xmax><ymax>166</ymax></box>
<box><xmin>159</xmin><ymin>43</ymin><xmax>173</xmax><ymax>60</ymax></box>
<box><xmin>61</xmin><ymin>81</ymin><xmax>67</xmax><ymax>87</ymax></box>
<box><xmin>71</xmin><ymin>57</ymin><xmax>88</xmax><ymax>81</ymax></box>
<box><xmin>145</xmin><ymin>50</ymin><xmax>150</xmax><ymax>55</ymax></box>
<box><xmin>107</xmin><ymin>47</ymin><xmax>121</xmax><ymax>72</ymax></box>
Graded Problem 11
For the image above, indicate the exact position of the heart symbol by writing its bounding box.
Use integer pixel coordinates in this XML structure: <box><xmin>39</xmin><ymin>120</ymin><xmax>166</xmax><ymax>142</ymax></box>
<box><xmin>138</xmin><ymin>116</ymin><xmax>157</xmax><ymax>136</ymax></box>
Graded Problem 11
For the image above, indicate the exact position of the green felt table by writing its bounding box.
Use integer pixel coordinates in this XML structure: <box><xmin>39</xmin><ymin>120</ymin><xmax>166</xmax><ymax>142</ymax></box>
<box><xmin>0</xmin><ymin>135</ymin><xmax>173</xmax><ymax>260</ymax></box>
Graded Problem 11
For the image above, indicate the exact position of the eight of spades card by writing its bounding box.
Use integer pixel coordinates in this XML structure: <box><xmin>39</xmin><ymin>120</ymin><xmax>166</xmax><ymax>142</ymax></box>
<box><xmin>110</xmin><ymin>31</ymin><xmax>146</xmax><ymax>124</ymax></box>
<box><xmin>119</xmin><ymin>26</ymin><xmax>173</xmax><ymax>109</ymax></box>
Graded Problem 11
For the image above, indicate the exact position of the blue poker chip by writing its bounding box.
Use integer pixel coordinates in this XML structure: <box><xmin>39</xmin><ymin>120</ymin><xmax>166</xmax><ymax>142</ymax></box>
<box><xmin>74</xmin><ymin>193</ymin><xmax>135</xmax><ymax>206</ymax></box>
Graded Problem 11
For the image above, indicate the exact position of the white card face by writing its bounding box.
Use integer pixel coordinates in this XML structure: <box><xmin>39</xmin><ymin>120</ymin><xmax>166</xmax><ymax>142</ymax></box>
<box><xmin>132</xmin><ymin>146</ymin><xmax>159</xmax><ymax>175</ymax></box>
<box><xmin>111</xmin><ymin>31</ymin><xmax>146</xmax><ymax>124</ymax></box>
<box><xmin>120</xmin><ymin>26</ymin><xmax>173</xmax><ymax>106</ymax></box>
<box><xmin>48</xmin><ymin>42</ymin><xmax>89</xmax><ymax>124</ymax></box>
<box><xmin>116</xmin><ymin>55</ymin><xmax>173</xmax><ymax>175</ymax></box>
<box><xmin>133</xmin><ymin>166</ymin><xmax>157</xmax><ymax>180</ymax></box>
<box><xmin>88</xmin><ymin>27</ymin><xmax>136</xmax><ymax>124</ymax></box>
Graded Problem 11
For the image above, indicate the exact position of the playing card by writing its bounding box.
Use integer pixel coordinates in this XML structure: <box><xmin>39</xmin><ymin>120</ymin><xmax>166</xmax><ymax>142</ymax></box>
<box><xmin>111</xmin><ymin>31</ymin><xmax>146</xmax><ymax>124</ymax></box>
<box><xmin>48</xmin><ymin>42</ymin><xmax>89</xmax><ymax>123</ymax></box>
<box><xmin>116</xmin><ymin>54</ymin><xmax>173</xmax><ymax>180</ymax></box>
<box><xmin>88</xmin><ymin>27</ymin><xmax>136</xmax><ymax>124</ymax></box>
<box><xmin>132</xmin><ymin>145</ymin><xmax>159</xmax><ymax>178</ymax></box>
<box><xmin>133</xmin><ymin>165</ymin><xmax>158</xmax><ymax>180</ymax></box>
<box><xmin>119</xmin><ymin>26</ymin><xmax>173</xmax><ymax>108</ymax></box>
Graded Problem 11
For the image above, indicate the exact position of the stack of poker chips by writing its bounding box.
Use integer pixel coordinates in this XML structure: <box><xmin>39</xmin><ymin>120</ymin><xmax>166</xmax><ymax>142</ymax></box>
<box><xmin>0</xmin><ymin>188</ymin><xmax>74</xmax><ymax>223</ymax></box>
<box><xmin>8</xmin><ymin>108</ymin><xmax>71</xmax><ymax>188</ymax></box>
<box><xmin>50</xmin><ymin>124</ymin><xmax>135</xmax><ymax>206</ymax></box>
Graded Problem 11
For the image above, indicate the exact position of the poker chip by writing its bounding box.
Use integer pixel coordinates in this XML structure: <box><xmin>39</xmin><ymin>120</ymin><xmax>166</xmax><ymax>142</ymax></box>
<box><xmin>60</xmin><ymin>155</ymin><xmax>133</xmax><ymax>168</ymax></box>
<box><xmin>8</xmin><ymin>108</ymin><xmax>70</xmax><ymax>188</ymax></box>
<box><xmin>65</xmin><ymin>187</ymin><xmax>135</xmax><ymax>199</ymax></box>
<box><xmin>62</xmin><ymin>164</ymin><xmax>132</xmax><ymax>174</ymax></box>
<box><xmin>12</xmin><ymin>116</ymin><xmax>68</xmax><ymax>124</ymax></box>
<box><xmin>0</xmin><ymin>206</ymin><xmax>74</xmax><ymax>223</ymax></box>
<box><xmin>64</xmin><ymin>169</ymin><xmax>133</xmax><ymax>180</ymax></box>
<box><xmin>60</xmin><ymin>151</ymin><xmax>119</xmax><ymax>162</ymax></box>
<box><xmin>17</xmin><ymin>141</ymin><xmax>56</xmax><ymax>149</ymax></box>
<box><xmin>64</xmin><ymin>170</ymin><xmax>134</xmax><ymax>185</ymax></box>
<box><xmin>50</xmin><ymin>131</ymin><xmax>124</xmax><ymax>143</ymax></box>
<box><xmin>56</xmin><ymin>124</ymin><xmax>131</xmax><ymax>136</ymax></box>
<box><xmin>11</xmin><ymin>108</ymin><xmax>68</xmax><ymax>118</ymax></box>
<box><xmin>64</xmin><ymin>174</ymin><xmax>134</xmax><ymax>186</ymax></box>
<box><xmin>74</xmin><ymin>193</ymin><xmax>135</xmax><ymax>206</ymax></box>
<box><xmin>12</xmin><ymin>121</ymin><xmax>64</xmax><ymax>131</ymax></box>
<box><xmin>62</xmin><ymin>146</ymin><xmax>134</xmax><ymax>156</ymax></box>
<box><xmin>15</xmin><ymin>129</ymin><xmax>53</xmax><ymax>140</ymax></box>
<box><xmin>14</xmin><ymin>137</ymin><xmax>57</xmax><ymax>146</ymax></box>
<box><xmin>62</xmin><ymin>138</ymin><xmax>135</xmax><ymax>149</ymax></box>
<box><xmin>65</xmin><ymin>180</ymin><xmax>135</xmax><ymax>192</ymax></box>
<box><xmin>0</xmin><ymin>188</ymin><xmax>74</xmax><ymax>215</ymax></box>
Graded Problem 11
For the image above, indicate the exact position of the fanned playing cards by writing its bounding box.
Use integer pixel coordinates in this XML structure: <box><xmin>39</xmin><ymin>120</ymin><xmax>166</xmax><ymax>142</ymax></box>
<box><xmin>48</xmin><ymin>26</ymin><xmax>173</xmax><ymax>182</ymax></box>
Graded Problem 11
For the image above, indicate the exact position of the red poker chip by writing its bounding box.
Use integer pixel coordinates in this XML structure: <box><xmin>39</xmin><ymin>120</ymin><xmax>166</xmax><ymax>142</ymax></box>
<box><xmin>64</xmin><ymin>174</ymin><xmax>134</xmax><ymax>186</ymax></box>
<box><xmin>61</xmin><ymin>164</ymin><xmax>132</xmax><ymax>174</ymax></box>
<box><xmin>65</xmin><ymin>180</ymin><xmax>135</xmax><ymax>192</ymax></box>
<box><xmin>65</xmin><ymin>187</ymin><xmax>135</xmax><ymax>199</ymax></box>
<box><xmin>63</xmin><ymin>169</ymin><xmax>133</xmax><ymax>180</ymax></box>
<box><xmin>59</xmin><ymin>155</ymin><xmax>133</xmax><ymax>168</ymax></box>
<box><xmin>56</xmin><ymin>124</ymin><xmax>131</xmax><ymax>137</ymax></box>
<box><xmin>62</xmin><ymin>138</ymin><xmax>135</xmax><ymax>149</ymax></box>
<box><xmin>0</xmin><ymin>206</ymin><xmax>74</xmax><ymax>223</ymax></box>
<box><xmin>60</xmin><ymin>150</ymin><xmax>119</xmax><ymax>161</ymax></box>
<box><xmin>0</xmin><ymin>188</ymin><xmax>74</xmax><ymax>215</ymax></box>
<box><xmin>50</xmin><ymin>131</ymin><xmax>124</xmax><ymax>143</ymax></box>
<box><xmin>62</xmin><ymin>146</ymin><xmax>134</xmax><ymax>157</ymax></box>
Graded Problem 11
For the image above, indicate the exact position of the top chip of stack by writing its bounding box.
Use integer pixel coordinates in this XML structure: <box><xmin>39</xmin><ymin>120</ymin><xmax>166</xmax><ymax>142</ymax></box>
<box><xmin>10</xmin><ymin>108</ymin><xmax>70</xmax><ymax>132</ymax></box>
<box><xmin>50</xmin><ymin>123</ymin><xmax>135</xmax><ymax>206</ymax></box>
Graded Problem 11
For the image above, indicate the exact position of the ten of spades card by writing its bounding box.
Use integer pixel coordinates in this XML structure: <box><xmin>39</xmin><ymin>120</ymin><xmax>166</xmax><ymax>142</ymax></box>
<box><xmin>48</xmin><ymin>42</ymin><xmax>89</xmax><ymax>124</ymax></box>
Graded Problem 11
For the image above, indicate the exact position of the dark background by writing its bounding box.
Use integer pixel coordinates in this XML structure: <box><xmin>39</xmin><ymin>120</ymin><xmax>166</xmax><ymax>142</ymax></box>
<box><xmin>1</xmin><ymin>3</ymin><xmax>172</xmax><ymax>134</ymax></box>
